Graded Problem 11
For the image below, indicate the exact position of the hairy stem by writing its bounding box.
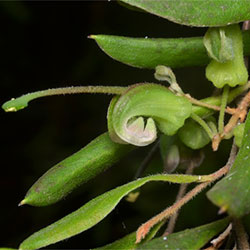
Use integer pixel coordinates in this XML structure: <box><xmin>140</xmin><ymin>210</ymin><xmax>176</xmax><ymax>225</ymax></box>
<box><xmin>2</xmin><ymin>85</ymin><xmax>127</xmax><ymax>112</ymax></box>
<box><xmin>136</xmin><ymin>164</ymin><xmax>230</xmax><ymax>243</ymax></box>
<box><xmin>164</xmin><ymin>161</ymin><xmax>195</xmax><ymax>235</ymax></box>
<box><xmin>192</xmin><ymin>82</ymin><xmax>250</xmax><ymax>117</ymax></box>
<box><xmin>185</xmin><ymin>93</ymin><xmax>233</xmax><ymax>114</ymax></box>
<box><xmin>222</xmin><ymin>90</ymin><xmax>250</xmax><ymax>137</ymax></box>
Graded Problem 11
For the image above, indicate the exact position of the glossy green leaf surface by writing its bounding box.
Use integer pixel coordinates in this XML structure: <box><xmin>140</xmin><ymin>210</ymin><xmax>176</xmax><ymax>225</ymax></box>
<box><xmin>120</xmin><ymin>0</ymin><xmax>250</xmax><ymax>27</ymax></box>
<box><xmin>90</xmin><ymin>31</ymin><xmax>250</xmax><ymax>69</ymax></box>
<box><xmin>108</xmin><ymin>83</ymin><xmax>192</xmax><ymax>146</ymax></box>
<box><xmin>207</xmin><ymin>112</ymin><xmax>250</xmax><ymax>218</ymax></box>
<box><xmin>137</xmin><ymin>218</ymin><xmax>230</xmax><ymax>249</ymax></box>
<box><xmin>22</xmin><ymin>133</ymin><xmax>133</xmax><ymax>206</ymax></box>
<box><xmin>19</xmin><ymin>173</ymin><xmax>213</xmax><ymax>249</ymax></box>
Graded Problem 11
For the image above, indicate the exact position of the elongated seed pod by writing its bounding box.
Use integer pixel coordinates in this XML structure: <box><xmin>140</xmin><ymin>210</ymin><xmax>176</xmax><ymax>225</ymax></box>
<box><xmin>21</xmin><ymin>133</ymin><xmax>133</xmax><ymax>206</ymax></box>
<box><xmin>107</xmin><ymin>83</ymin><xmax>192</xmax><ymax>146</ymax></box>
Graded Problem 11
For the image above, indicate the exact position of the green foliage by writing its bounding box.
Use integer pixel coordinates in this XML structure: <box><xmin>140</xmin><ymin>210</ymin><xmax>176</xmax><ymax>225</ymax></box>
<box><xmin>120</xmin><ymin>0</ymin><xmax>250</xmax><ymax>27</ymax></box>
<box><xmin>96</xmin><ymin>218</ymin><xmax>229</xmax><ymax>249</ymax></box>
<box><xmin>207</xmin><ymin>112</ymin><xmax>250</xmax><ymax>218</ymax></box>
<box><xmin>137</xmin><ymin>218</ymin><xmax>230</xmax><ymax>249</ymax></box>
<box><xmin>90</xmin><ymin>31</ymin><xmax>250</xmax><ymax>69</ymax></box>
<box><xmin>94</xmin><ymin>222</ymin><xmax>164</xmax><ymax>249</ymax></box>
<box><xmin>178</xmin><ymin>118</ymin><xmax>211</xmax><ymax>150</ymax></box>
<box><xmin>0</xmin><ymin>248</ymin><xmax>17</xmax><ymax>250</ymax></box>
<box><xmin>233</xmin><ymin>123</ymin><xmax>245</xmax><ymax>147</ymax></box>
<box><xmin>205</xmin><ymin>24</ymin><xmax>248</xmax><ymax>88</ymax></box>
<box><xmin>22</xmin><ymin>133</ymin><xmax>133</xmax><ymax>206</ymax></box>
<box><xmin>2</xmin><ymin>1</ymin><xmax>250</xmax><ymax>249</ymax></box>
<box><xmin>20</xmin><ymin>173</ymin><xmax>211</xmax><ymax>249</ymax></box>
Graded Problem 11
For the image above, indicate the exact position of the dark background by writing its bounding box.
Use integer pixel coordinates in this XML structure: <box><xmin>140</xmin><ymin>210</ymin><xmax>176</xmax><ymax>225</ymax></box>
<box><xmin>0</xmin><ymin>1</ymin><xmax>241</xmax><ymax>249</ymax></box>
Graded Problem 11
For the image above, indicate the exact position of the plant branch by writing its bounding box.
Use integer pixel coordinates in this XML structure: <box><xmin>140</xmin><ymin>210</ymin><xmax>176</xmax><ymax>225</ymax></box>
<box><xmin>2</xmin><ymin>85</ymin><xmax>127</xmax><ymax>112</ymax></box>
<box><xmin>204</xmin><ymin>223</ymin><xmax>232</xmax><ymax>250</ymax></box>
<box><xmin>192</xmin><ymin>82</ymin><xmax>250</xmax><ymax>118</ymax></box>
<box><xmin>135</xmin><ymin>164</ymin><xmax>230</xmax><ymax>243</ymax></box>
<box><xmin>191</xmin><ymin>113</ymin><xmax>214</xmax><ymax>139</ymax></box>
<box><xmin>232</xmin><ymin>218</ymin><xmax>250</xmax><ymax>250</ymax></box>
<box><xmin>212</xmin><ymin>86</ymin><xmax>250</xmax><ymax>151</ymax></box>
<box><xmin>218</xmin><ymin>85</ymin><xmax>230</xmax><ymax>133</ymax></box>
<box><xmin>164</xmin><ymin>161</ymin><xmax>195</xmax><ymax>235</ymax></box>
<box><xmin>185</xmin><ymin>93</ymin><xmax>234</xmax><ymax>114</ymax></box>
<box><xmin>222</xmin><ymin>90</ymin><xmax>250</xmax><ymax>136</ymax></box>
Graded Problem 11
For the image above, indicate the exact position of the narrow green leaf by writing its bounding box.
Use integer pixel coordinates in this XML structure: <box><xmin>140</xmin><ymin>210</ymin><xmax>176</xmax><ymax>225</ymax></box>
<box><xmin>120</xmin><ymin>0</ymin><xmax>250</xmax><ymax>27</ymax></box>
<box><xmin>137</xmin><ymin>218</ymin><xmax>230</xmax><ymax>250</ymax></box>
<box><xmin>90</xmin><ymin>31</ymin><xmax>250</xmax><ymax>69</ymax></box>
<box><xmin>207</xmin><ymin>112</ymin><xmax>250</xmax><ymax>218</ymax></box>
<box><xmin>21</xmin><ymin>133</ymin><xmax>133</xmax><ymax>206</ymax></box>
<box><xmin>19</xmin><ymin>172</ymin><xmax>213</xmax><ymax>250</ymax></box>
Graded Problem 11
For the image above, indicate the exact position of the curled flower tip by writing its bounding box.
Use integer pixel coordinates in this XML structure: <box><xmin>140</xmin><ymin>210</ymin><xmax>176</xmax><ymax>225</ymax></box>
<box><xmin>124</xmin><ymin>117</ymin><xmax>157</xmax><ymax>146</ymax></box>
<box><xmin>107</xmin><ymin>83</ymin><xmax>192</xmax><ymax>147</ymax></box>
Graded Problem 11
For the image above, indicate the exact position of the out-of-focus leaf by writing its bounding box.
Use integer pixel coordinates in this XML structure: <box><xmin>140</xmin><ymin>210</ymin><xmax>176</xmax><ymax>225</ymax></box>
<box><xmin>207</xmin><ymin>112</ymin><xmax>250</xmax><ymax>218</ymax></box>
<box><xmin>90</xmin><ymin>31</ymin><xmax>250</xmax><ymax>69</ymax></box>
<box><xmin>233</xmin><ymin>123</ymin><xmax>245</xmax><ymax>148</ymax></box>
<box><xmin>137</xmin><ymin>218</ymin><xmax>230</xmax><ymax>249</ymax></box>
<box><xmin>120</xmin><ymin>0</ymin><xmax>250</xmax><ymax>27</ymax></box>
<box><xmin>19</xmin><ymin>173</ymin><xmax>212</xmax><ymax>250</ymax></box>
<box><xmin>21</xmin><ymin>133</ymin><xmax>133</xmax><ymax>206</ymax></box>
<box><xmin>0</xmin><ymin>248</ymin><xmax>17</xmax><ymax>250</ymax></box>
<box><xmin>178</xmin><ymin>118</ymin><xmax>212</xmax><ymax>150</ymax></box>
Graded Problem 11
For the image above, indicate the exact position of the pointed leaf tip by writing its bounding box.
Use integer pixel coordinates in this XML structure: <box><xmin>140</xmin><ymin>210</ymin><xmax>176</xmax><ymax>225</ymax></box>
<box><xmin>18</xmin><ymin>199</ymin><xmax>26</xmax><ymax>207</ymax></box>
<box><xmin>2</xmin><ymin>98</ymin><xmax>27</xmax><ymax>112</ymax></box>
<box><xmin>88</xmin><ymin>34</ymin><xmax>96</xmax><ymax>39</ymax></box>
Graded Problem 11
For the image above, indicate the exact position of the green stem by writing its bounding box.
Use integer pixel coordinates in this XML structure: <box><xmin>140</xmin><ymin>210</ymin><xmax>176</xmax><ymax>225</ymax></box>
<box><xmin>2</xmin><ymin>86</ymin><xmax>127</xmax><ymax>112</ymax></box>
<box><xmin>192</xmin><ymin>81</ymin><xmax>250</xmax><ymax>117</ymax></box>
<box><xmin>3</xmin><ymin>81</ymin><xmax>250</xmax><ymax>116</ymax></box>
<box><xmin>208</xmin><ymin>121</ymin><xmax>218</xmax><ymax>135</ymax></box>
<box><xmin>191</xmin><ymin>113</ymin><xmax>214</xmax><ymax>139</ymax></box>
<box><xmin>218</xmin><ymin>85</ymin><xmax>230</xmax><ymax>133</ymax></box>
